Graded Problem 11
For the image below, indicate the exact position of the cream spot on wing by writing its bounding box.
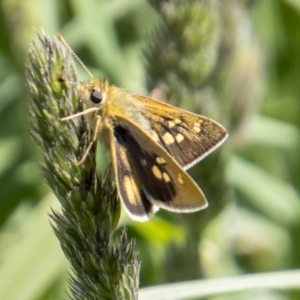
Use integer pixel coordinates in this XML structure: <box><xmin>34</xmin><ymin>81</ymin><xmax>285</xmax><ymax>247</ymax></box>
<box><xmin>152</xmin><ymin>130</ymin><xmax>160</xmax><ymax>142</ymax></box>
<box><xmin>152</xmin><ymin>165</ymin><xmax>162</xmax><ymax>179</ymax></box>
<box><xmin>124</xmin><ymin>175</ymin><xmax>139</xmax><ymax>205</ymax></box>
<box><xmin>156</xmin><ymin>156</ymin><xmax>166</xmax><ymax>164</ymax></box>
<box><xmin>174</xmin><ymin>118</ymin><xmax>182</xmax><ymax>125</ymax></box>
<box><xmin>175</xmin><ymin>133</ymin><xmax>185</xmax><ymax>143</ymax></box>
<box><xmin>167</xmin><ymin>120</ymin><xmax>176</xmax><ymax>128</ymax></box>
<box><xmin>193</xmin><ymin>123</ymin><xmax>201</xmax><ymax>133</ymax></box>
<box><xmin>162</xmin><ymin>132</ymin><xmax>175</xmax><ymax>145</ymax></box>
<box><xmin>162</xmin><ymin>172</ymin><xmax>171</xmax><ymax>182</ymax></box>
<box><xmin>177</xmin><ymin>173</ymin><xmax>184</xmax><ymax>185</ymax></box>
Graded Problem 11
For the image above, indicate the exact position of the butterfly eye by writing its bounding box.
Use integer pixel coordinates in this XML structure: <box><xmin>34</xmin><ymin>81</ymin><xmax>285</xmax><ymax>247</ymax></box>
<box><xmin>90</xmin><ymin>90</ymin><xmax>103</xmax><ymax>104</ymax></box>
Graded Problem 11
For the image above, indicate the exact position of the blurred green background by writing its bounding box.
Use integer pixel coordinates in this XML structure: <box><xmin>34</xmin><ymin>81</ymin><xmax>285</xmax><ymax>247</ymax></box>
<box><xmin>0</xmin><ymin>0</ymin><xmax>300</xmax><ymax>299</ymax></box>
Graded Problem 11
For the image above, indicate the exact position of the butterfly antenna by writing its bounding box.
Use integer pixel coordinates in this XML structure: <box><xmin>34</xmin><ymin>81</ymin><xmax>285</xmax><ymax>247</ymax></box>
<box><xmin>57</xmin><ymin>34</ymin><xmax>94</xmax><ymax>79</ymax></box>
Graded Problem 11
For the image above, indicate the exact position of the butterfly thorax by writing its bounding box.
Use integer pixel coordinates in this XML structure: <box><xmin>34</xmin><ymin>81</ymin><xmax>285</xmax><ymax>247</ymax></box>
<box><xmin>79</xmin><ymin>79</ymin><xmax>152</xmax><ymax>144</ymax></box>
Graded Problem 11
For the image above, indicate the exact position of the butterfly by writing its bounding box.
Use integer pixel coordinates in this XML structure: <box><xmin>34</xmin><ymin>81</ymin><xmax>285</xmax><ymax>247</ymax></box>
<box><xmin>58</xmin><ymin>34</ymin><xmax>228</xmax><ymax>222</ymax></box>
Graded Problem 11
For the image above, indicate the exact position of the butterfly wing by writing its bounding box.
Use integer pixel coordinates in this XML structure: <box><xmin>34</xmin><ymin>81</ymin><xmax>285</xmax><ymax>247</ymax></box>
<box><xmin>132</xmin><ymin>95</ymin><xmax>228</xmax><ymax>170</ymax></box>
<box><xmin>108</xmin><ymin>126</ymin><xmax>157</xmax><ymax>221</ymax></box>
<box><xmin>110</xmin><ymin>115</ymin><xmax>208</xmax><ymax>213</ymax></box>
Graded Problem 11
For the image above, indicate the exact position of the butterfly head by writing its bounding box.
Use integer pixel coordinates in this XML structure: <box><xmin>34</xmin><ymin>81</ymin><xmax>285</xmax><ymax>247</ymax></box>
<box><xmin>78</xmin><ymin>79</ymin><xmax>109</xmax><ymax>110</ymax></box>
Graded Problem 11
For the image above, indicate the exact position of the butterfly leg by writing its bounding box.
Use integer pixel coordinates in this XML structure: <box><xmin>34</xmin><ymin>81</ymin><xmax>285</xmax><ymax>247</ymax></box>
<box><xmin>77</xmin><ymin>115</ymin><xmax>100</xmax><ymax>165</ymax></box>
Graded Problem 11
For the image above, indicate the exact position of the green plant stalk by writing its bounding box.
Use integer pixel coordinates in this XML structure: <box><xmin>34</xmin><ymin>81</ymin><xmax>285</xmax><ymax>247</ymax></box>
<box><xmin>146</xmin><ymin>0</ymin><xmax>265</xmax><ymax>282</ymax></box>
<box><xmin>26</xmin><ymin>31</ymin><xmax>139</xmax><ymax>300</ymax></box>
<box><xmin>139</xmin><ymin>269</ymin><xmax>300</xmax><ymax>300</ymax></box>
<box><xmin>146</xmin><ymin>0</ymin><xmax>228</xmax><ymax>281</ymax></box>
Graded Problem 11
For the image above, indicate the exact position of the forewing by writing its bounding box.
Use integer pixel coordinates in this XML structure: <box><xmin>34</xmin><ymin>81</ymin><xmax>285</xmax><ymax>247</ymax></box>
<box><xmin>113</xmin><ymin>116</ymin><xmax>208</xmax><ymax>212</ymax></box>
<box><xmin>133</xmin><ymin>95</ymin><xmax>228</xmax><ymax>169</ymax></box>
<box><xmin>108</xmin><ymin>127</ymin><xmax>156</xmax><ymax>221</ymax></box>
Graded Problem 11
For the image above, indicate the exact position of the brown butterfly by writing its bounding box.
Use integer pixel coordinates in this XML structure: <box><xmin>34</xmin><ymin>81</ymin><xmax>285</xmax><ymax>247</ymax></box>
<box><xmin>58</xmin><ymin>34</ymin><xmax>228</xmax><ymax>221</ymax></box>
